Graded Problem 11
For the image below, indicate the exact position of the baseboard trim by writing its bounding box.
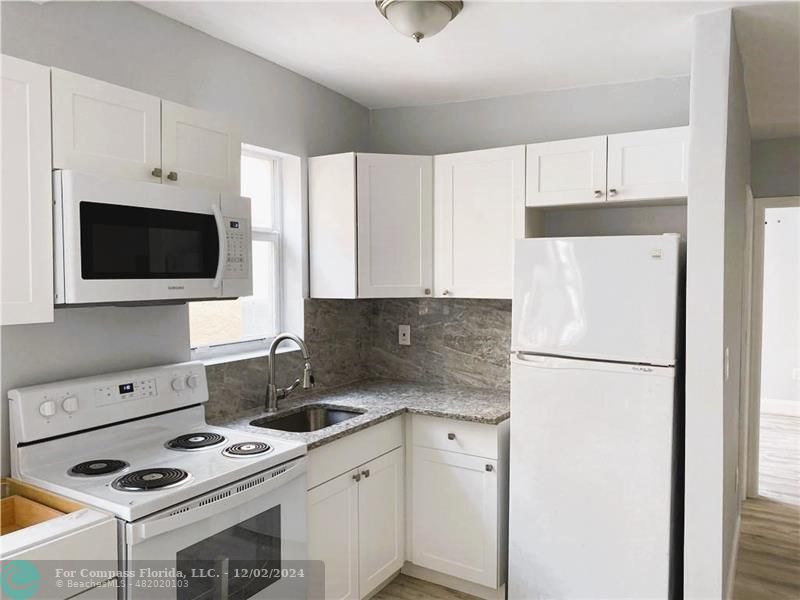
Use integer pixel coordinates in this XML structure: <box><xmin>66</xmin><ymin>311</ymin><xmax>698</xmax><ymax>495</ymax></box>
<box><xmin>363</xmin><ymin>569</ymin><xmax>402</xmax><ymax>600</ymax></box>
<box><xmin>725</xmin><ymin>513</ymin><xmax>742</xmax><ymax>600</ymax></box>
<box><xmin>401</xmin><ymin>562</ymin><xmax>506</xmax><ymax>600</ymax></box>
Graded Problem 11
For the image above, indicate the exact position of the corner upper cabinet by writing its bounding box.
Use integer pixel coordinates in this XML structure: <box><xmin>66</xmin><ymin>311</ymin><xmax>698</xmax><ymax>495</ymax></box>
<box><xmin>1</xmin><ymin>55</ymin><xmax>53</xmax><ymax>325</ymax></box>
<box><xmin>606</xmin><ymin>126</ymin><xmax>689</xmax><ymax>201</ymax></box>
<box><xmin>308</xmin><ymin>153</ymin><xmax>433</xmax><ymax>299</ymax></box>
<box><xmin>434</xmin><ymin>146</ymin><xmax>525</xmax><ymax>299</ymax></box>
<box><xmin>525</xmin><ymin>136</ymin><xmax>607</xmax><ymax>207</ymax></box>
<box><xmin>161</xmin><ymin>100</ymin><xmax>240</xmax><ymax>193</ymax></box>
<box><xmin>51</xmin><ymin>69</ymin><xmax>162</xmax><ymax>183</ymax></box>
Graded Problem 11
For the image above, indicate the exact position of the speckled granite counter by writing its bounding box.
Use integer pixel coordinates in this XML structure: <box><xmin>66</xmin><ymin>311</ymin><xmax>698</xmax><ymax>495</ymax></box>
<box><xmin>210</xmin><ymin>380</ymin><xmax>510</xmax><ymax>450</ymax></box>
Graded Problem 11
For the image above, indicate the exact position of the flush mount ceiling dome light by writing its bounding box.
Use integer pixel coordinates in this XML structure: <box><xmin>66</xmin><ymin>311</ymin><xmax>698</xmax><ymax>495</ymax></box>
<box><xmin>376</xmin><ymin>0</ymin><xmax>464</xmax><ymax>43</ymax></box>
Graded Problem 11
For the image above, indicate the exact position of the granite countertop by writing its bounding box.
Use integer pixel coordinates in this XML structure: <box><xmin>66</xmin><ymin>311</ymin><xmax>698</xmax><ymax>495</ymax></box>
<box><xmin>210</xmin><ymin>380</ymin><xmax>510</xmax><ymax>450</ymax></box>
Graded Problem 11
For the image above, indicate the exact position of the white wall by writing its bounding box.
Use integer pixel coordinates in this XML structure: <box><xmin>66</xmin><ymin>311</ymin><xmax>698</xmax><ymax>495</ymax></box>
<box><xmin>760</xmin><ymin>206</ymin><xmax>800</xmax><ymax>412</ymax></box>
<box><xmin>684</xmin><ymin>8</ymin><xmax>751</xmax><ymax>599</ymax></box>
<box><xmin>369</xmin><ymin>76</ymin><xmax>690</xmax><ymax>155</ymax></box>
<box><xmin>751</xmin><ymin>137</ymin><xmax>800</xmax><ymax>198</ymax></box>
<box><xmin>0</xmin><ymin>0</ymin><xmax>370</xmax><ymax>476</ymax></box>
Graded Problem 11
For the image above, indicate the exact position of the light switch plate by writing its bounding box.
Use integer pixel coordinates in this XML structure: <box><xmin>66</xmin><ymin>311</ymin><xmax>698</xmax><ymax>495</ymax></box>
<box><xmin>398</xmin><ymin>324</ymin><xmax>411</xmax><ymax>346</ymax></box>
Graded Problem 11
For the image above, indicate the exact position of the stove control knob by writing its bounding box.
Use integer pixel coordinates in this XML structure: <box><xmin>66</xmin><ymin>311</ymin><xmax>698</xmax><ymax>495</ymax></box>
<box><xmin>62</xmin><ymin>396</ymin><xmax>79</xmax><ymax>413</ymax></box>
<box><xmin>185</xmin><ymin>374</ymin><xmax>200</xmax><ymax>390</ymax></box>
<box><xmin>39</xmin><ymin>400</ymin><xmax>57</xmax><ymax>418</ymax></box>
<box><xmin>171</xmin><ymin>377</ymin><xmax>186</xmax><ymax>392</ymax></box>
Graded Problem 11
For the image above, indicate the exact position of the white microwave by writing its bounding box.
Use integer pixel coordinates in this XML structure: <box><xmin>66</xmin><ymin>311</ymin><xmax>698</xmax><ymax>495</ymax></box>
<box><xmin>53</xmin><ymin>170</ymin><xmax>252</xmax><ymax>305</ymax></box>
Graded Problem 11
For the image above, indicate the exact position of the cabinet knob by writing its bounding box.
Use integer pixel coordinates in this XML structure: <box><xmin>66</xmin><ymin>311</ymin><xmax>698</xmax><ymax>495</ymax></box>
<box><xmin>593</xmin><ymin>190</ymin><xmax>603</xmax><ymax>198</ymax></box>
<box><xmin>442</xmin><ymin>290</ymin><xmax>450</xmax><ymax>296</ymax></box>
<box><xmin>447</xmin><ymin>433</ymin><xmax>456</xmax><ymax>440</ymax></box>
<box><xmin>485</xmin><ymin>464</ymin><xmax>494</xmax><ymax>472</ymax></box>
<box><xmin>352</xmin><ymin>472</ymin><xmax>361</xmax><ymax>482</ymax></box>
<box><xmin>167</xmin><ymin>171</ymin><xmax>179</xmax><ymax>181</ymax></box>
<box><xmin>151</xmin><ymin>168</ymin><xmax>163</xmax><ymax>178</ymax></box>
<box><xmin>608</xmin><ymin>188</ymin><xmax>618</xmax><ymax>197</ymax></box>
<box><xmin>424</xmin><ymin>288</ymin><xmax>431</xmax><ymax>295</ymax></box>
<box><xmin>361</xmin><ymin>469</ymin><xmax>370</xmax><ymax>478</ymax></box>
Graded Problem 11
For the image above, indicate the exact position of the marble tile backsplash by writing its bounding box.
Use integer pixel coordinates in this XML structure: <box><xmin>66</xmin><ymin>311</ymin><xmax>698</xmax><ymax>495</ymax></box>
<box><xmin>205</xmin><ymin>298</ymin><xmax>511</xmax><ymax>420</ymax></box>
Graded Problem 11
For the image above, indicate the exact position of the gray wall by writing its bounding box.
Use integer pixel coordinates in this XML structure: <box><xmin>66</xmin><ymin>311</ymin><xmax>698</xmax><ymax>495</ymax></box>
<box><xmin>684</xmin><ymin>9</ymin><xmax>751</xmax><ymax>598</ymax></box>
<box><xmin>369</xmin><ymin>77</ymin><xmax>690</xmax><ymax>155</ymax></box>
<box><xmin>751</xmin><ymin>137</ymin><xmax>800</xmax><ymax>198</ymax></box>
<box><xmin>0</xmin><ymin>0</ymin><xmax>370</xmax><ymax>476</ymax></box>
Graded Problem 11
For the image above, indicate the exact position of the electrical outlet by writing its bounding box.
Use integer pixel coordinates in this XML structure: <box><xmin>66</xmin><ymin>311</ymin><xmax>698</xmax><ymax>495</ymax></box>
<box><xmin>398</xmin><ymin>324</ymin><xmax>411</xmax><ymax>346</ymax></box>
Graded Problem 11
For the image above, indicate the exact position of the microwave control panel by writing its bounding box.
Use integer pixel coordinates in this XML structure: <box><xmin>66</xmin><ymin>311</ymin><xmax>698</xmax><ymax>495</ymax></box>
<box><xmin>224</xmin><ymin>217</ymin><xmax>250</xmax><ymax>278</ymax></box>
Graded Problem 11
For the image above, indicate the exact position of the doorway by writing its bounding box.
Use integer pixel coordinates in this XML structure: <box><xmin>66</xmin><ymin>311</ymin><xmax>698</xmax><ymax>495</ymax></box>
<box><xmin>746</xmin><ymin>197</ymin><xmax>800</xmax><ymax>505</ymax></box>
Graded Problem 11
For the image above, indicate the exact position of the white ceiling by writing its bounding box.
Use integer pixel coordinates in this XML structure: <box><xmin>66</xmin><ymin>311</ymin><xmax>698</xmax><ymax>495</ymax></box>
<box><xmin>734</xmin><ymin>3</ymin><xmax>800</xmax><ymax>139</ymax></box>
<box><xmin>144</xmin><ymin>1</ymin><xmax>740</xmax><ymax>110</ymax></box>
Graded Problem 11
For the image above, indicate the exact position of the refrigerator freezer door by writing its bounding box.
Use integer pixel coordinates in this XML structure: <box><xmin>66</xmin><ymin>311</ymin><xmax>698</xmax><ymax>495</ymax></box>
<box><xmin>508</xmin><ymin>354</ymin><xmax>676</xmax><ymax>599</ymax></box>
<box><xmin>512</xmin><ymin>234</ymin><xmax>679</xmax><ymax>365</ymax></box>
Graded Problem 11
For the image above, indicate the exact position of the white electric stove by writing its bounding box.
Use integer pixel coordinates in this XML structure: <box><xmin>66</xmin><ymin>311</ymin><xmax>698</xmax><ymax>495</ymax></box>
<box><xmin>8</xmin><ymin>362</ymin><xmax>309</xmax><ymax>599</ymax></box>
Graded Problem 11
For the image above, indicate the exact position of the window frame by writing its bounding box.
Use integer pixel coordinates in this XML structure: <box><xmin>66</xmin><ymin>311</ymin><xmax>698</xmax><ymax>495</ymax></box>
<box><xmin>190</xmin><ymin>144</ymin><xmax>284</xmax><ymax>364</ymax></box>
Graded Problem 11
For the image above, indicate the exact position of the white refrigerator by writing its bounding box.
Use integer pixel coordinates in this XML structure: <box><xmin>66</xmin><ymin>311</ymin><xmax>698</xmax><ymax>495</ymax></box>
<box><xmin>508</xmin><ymin>234</ymin><xmax>681</xmax><ymax>599</ymax></box>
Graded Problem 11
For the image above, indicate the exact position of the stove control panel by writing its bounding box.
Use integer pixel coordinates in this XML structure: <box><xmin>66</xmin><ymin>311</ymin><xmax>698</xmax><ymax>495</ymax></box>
<box><xmin>8</xmin><ymin>362</ymin><xmax>209</xmax><ymax>445</ymax></box>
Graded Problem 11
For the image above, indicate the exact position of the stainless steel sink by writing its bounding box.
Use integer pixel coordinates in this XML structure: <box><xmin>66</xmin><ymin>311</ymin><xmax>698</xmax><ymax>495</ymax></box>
<box><xmin>250</xmin><ymin>406</ymin><xmax>365</xmax><ymax>433</ymax></box>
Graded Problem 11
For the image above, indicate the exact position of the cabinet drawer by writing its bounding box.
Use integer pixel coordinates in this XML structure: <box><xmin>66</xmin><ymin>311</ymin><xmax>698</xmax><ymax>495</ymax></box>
<box><xmin>412</xmin><ymin>415</ymin><xmax>499</xmax><ymax>459</ymax></box>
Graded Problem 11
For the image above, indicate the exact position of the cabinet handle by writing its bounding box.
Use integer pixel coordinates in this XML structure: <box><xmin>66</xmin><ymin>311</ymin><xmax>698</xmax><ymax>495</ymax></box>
<box><xmin>167</xmin><ymin>171</ymin><xmax>179</xmax><ymax>181</ymax></box>
<box><xmin>352</xmin><ymin>472</ymin><xmax>361</xmax><ymax>482</ymax></box>
<box><xmin>361</xmin><ymin>469</ymin><xmax>370</xmax><ymax>479</ymax></box>
<box><xmin>447</xmin><ymin>433</ymin><xmax>456</xmax><ymax>440</ymax></box>
<box><xmin>593</xmin><ymin>190</ymin><xmax>603</xmax><ymax>198</ymax></box>
<box><xmin>151</xmin><ymin>168</ymin><xmax>163</xmax><ymax>178</ymax></box>
<box><xmin>608</xmin><ymin>188</ymin><xmax>618</xmax><ymax>197</ymax></box>
<box><xmin>424</xmin><ymin>288</ymin><xmax>431</xmax><ymax>295</ymax></box>
<box><xmin>485</xmin><ymin>464</ymin><xmax>494</xmax><ymax>472</ymax></box>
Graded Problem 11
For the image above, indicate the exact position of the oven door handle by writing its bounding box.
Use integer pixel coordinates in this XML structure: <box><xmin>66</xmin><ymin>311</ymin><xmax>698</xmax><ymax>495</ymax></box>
<box><xmin>212</xmin><ymin>204</ymin><xmax>227</xmax><ymax>290</ymax></box>
<box><xmin>127</xmin><ymin>458</ymin><xmax>305</xmax><ymax>545</ymax></box>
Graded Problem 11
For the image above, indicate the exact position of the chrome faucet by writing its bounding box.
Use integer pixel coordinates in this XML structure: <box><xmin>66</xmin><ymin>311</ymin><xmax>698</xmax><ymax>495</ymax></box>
<box><xmin>265</xmin><ymin>333</ymin><xmax>315</xmax><ymax>413</ymax></box>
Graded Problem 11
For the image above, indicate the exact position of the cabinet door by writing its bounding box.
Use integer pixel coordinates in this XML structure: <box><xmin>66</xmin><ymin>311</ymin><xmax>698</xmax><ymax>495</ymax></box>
<box><xmin>162</xmin><ymin>100</ymin><xmax>240</xmax><ymax>193</ymax></box>
<box><xmin>308</xmin><ymin>471</ymin><xmax>360</xmax><ymax>600</ymax></box>
<box><xmin>412</xmin><ymin>447</ymin><xmax>498</xmax><ymax>588</ymax></box>
<box><xmin>526</xmin><ymin>136</ymin><xmax>607</xmax><ymax>207</ymax></box>
<box><xmin>435</xmin><ymin>146</ymin><xmax>525</xmax><ymax>299</ymax></box>
<box><xmin>357</xmin><ymin>154</ymin><xmax>433</xmax><ymax>298</ymax></box>
<box><xmin>607</xmin><ymin>126</ymin><xmax>689</xmax><ymax>201</ymax></box>
<box><xmin>1</xmin><ymin>55</ymin><xmax>53</xmax><ymax>325</ymax></box>
<box><xmin>358</xmin><ymin>448</ymin><xmax>405</xmax><ymax>597</ymax></box>
<box><xmin>51</xmin><ymin>68</ymin><xmax>161</xmax><ymax>183</ymax></box>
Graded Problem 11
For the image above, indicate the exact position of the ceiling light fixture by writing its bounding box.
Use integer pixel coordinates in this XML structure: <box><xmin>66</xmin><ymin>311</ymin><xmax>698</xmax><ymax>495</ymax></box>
<box><xmin>376</xmin><ymin>0</ymin><xmax>464</xmax><ymax>43</ymax></box>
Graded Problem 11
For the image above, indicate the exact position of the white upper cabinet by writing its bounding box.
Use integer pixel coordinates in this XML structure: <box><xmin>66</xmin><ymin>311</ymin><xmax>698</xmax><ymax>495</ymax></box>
<box><xmin>161</xmin><ymin>100</ymin><xmax>240</xmax><ymax>193</ymax></box>
<box><xmin>357</xmin><ymin>154</ymin><xmax>433</xmax><ymax>298</ymax></box>
<box><xmin>526</xmin><ymin>136</ymin><xmax>607</xmax><ymax>207</ymax></box>
<box><xmin>308</xmin><ymin>153</ymin><xmax>358</xmax><ymax>299</ymax></box>
<box><xmin>52</xmin><ymin>69</ymin><xmax>161</xmax><ymax>183</ymax></box>
<box><xmin>1</xmin><ymin>55</ymin><xmax>53</xmax><ymax>325</ymax></box>
<box><xmin>606</xmin><ymin>126</ymin><xmax>689</xmax><ymax>201</ymax></box>
<box><xmin>434</xmin><ymin>146</ymin><xmax>525</xmax><ymax>299</ymax></box>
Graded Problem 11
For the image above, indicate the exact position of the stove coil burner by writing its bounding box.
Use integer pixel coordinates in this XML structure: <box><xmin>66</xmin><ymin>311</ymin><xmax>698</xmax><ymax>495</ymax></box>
<box><xmin>69</xmin><ymin>459</ymin><xmax>129</xmax><ymax>477</ymax></box>
<box><xmin>222</xmin><ymin>442</ymin><xmax>273</xmax><ymax>458</ymax></box>
<box><xmin>166</xmin><ymin>432</ymin><xmax>226</xmax><ymax>451</ymax></box>
<box><xmin>112</xmin><ymin>468</ymin><xmax>189</xmax><ymax>491</ymax></box>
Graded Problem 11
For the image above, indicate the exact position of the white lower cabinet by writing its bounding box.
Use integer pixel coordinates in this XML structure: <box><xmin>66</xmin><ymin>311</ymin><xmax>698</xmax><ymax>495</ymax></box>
<box><xmin>307</xmin><ymin>420</ymin><xmax>404</xmax><ymax>600</ymax></box>
<box><xmin>411</xmin><ymin>448</ymin><xmax>499</xmax><ymax>588</ymax></box>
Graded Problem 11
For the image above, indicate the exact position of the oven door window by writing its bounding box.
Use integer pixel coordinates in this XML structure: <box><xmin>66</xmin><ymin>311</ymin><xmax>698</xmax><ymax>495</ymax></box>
<box><xmin>80</xmin><ymin>202</ymin><xmax>219</xmax><ymax>279</ymax></box>
<box><xmin>176</xmin><ymin>505</ymin><xmax>281</xmax><ymax>600</ymax></box>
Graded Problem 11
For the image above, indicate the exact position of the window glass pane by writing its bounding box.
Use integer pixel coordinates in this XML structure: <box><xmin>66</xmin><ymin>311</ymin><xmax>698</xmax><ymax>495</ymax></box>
<box><xmin>241</xmin><ymin>239</ymin><xmax>276</xmax><ymax>340</ymax></box>
<box><xmin>242</xmin><ymin>153</ymin><xmax>273</xmax><ymax>229</ymax></box>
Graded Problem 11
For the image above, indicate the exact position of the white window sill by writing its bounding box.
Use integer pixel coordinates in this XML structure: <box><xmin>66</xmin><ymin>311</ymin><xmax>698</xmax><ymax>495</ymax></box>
<box><xmin>192</xmin><ymin>341</ymin><xmax>298</xmax><ymax>366</ymax></box>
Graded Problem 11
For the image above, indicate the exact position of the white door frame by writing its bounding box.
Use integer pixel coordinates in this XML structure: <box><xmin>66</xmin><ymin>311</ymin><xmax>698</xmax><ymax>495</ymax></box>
<box><xmin>742</xmin><ymin>195</ymin><xmax>800</xmax><ymax>499</ymax></box>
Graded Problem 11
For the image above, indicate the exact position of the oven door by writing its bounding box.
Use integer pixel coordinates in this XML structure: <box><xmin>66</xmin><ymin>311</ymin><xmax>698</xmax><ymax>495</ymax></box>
<box><xmin>55</xmin><ymin>170</ymin><xmax>225</xmax><ymax>304</ymax></box>
<box><xmin>124</xmin><ymin>458</ymin><xmax>308</xmax><ymax>600</ymax></box>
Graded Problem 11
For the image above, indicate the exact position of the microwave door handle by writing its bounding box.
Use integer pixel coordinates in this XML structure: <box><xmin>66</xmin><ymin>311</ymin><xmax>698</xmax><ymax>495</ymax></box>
<box><xmin>212</xmin><ymin>205</ymin><xmax>227</xmax><ymax>289</ymax></box>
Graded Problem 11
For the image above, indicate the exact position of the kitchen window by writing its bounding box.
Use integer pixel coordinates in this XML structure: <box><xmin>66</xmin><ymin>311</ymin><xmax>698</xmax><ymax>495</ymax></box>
<box><xmin>190</xmin><ymin>145</ymin><xmax>283</xmax><ymax>360</ymax></box>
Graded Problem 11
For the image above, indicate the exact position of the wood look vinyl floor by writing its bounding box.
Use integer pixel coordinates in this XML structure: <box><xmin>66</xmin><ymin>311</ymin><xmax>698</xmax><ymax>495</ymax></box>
<box><xmin>372</xmin><ymin>575</ymin><xmax>480</xmax><ymax>600</ymax></box>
